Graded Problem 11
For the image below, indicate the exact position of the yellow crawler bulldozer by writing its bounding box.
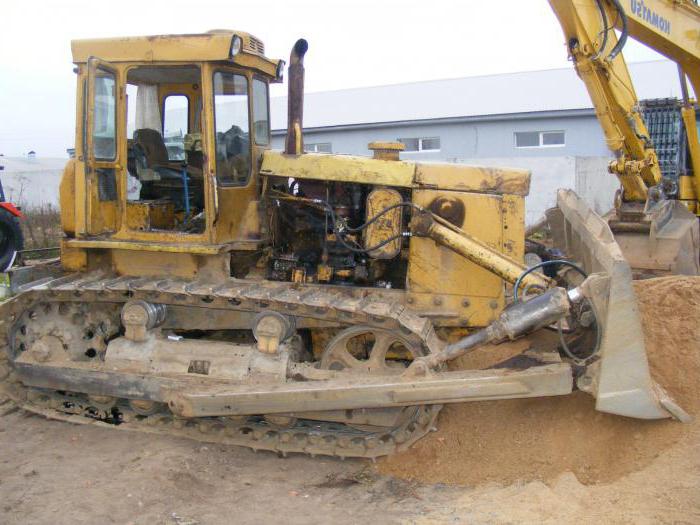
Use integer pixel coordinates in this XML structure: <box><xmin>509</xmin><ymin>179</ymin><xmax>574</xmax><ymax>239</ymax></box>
<box><xmin>0</xmin><ymin>22</ymin><xmax>690</xmax><ymax>459</ymax></box>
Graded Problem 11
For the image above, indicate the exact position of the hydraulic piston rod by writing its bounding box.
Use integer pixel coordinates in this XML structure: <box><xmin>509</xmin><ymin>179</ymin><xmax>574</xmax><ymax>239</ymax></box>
<box><xmin>408</xmin><ymin>286</ymin><xmax>578</xmax><ymax>373</ymax></box>
<box><xmin>410</xmin><ymin>211</ymin><xmax>552</xmax><ymax>292</ymax></box>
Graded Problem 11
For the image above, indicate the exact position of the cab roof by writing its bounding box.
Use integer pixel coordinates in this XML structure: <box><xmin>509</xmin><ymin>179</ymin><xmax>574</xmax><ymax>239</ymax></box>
<box><xmin>71</xmin><ymin>30</ymin><xmax>280</xmax><ymax>75</ymax></box>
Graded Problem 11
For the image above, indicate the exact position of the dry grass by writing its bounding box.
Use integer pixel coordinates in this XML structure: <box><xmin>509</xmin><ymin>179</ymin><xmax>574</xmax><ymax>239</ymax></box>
<box><xmin>19</xmin><ymin>204</ymin><xmax>62</xmax><ymax>253</ymax></box>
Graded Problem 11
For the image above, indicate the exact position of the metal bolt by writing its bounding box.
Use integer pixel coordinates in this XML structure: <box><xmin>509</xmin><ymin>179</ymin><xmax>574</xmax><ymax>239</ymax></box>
<box><xmin>433</xmin><ymin>297</ymin><xmax>443</xmax><ymax>306</ymax></box>
<box><xmin>489</xmin><ymin>300</ymin><xmax>499</xmax><ymax>310</ymax></box>
<box><xmin>461</xmin><ymin>299</ymin><xmax>471</xmax><ymax>308</ymax></box>
<box><xmin>406</xmin><ymin>297</ymin><xmax>414</xmax><ymax>304</ymax></box>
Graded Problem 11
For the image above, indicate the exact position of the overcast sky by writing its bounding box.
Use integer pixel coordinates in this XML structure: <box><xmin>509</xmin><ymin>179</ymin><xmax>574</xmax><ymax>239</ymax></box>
<box><xmin>0</xmin><ymin>0</ymin><xmax>667</xmax><ymax>158</ymax></box>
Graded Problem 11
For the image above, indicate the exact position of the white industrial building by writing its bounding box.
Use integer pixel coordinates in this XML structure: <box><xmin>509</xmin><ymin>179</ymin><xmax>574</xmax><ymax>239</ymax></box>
<box><xmin>270</xmin><ymin>60</ymin><xmax>687</xmax><ymax>223</ymax></box>
<box><xmin>0</xmin><ymin>156</ymin><xmax>65</xmax><ymax>210</ymax></box>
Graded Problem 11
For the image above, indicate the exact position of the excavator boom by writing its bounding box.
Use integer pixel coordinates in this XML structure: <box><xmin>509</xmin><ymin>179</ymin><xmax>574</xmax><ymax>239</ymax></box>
<box><xmin>548</xmin><ymin>0</ymin><xmax>700</xmax><ymax>275</ymax></box>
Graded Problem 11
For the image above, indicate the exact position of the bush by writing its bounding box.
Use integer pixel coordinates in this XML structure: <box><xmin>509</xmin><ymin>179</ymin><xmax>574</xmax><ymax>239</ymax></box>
<box><xmin>19</xmin><ymin>204</ymin><xmax>62</xmax><ymax>251</ymax></box>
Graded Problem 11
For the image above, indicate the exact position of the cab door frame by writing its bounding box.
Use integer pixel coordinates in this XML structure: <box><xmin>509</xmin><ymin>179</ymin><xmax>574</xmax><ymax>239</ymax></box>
<box><xmin>84</xmin><ymin>56</ymin><xmax>122</xmax><ymax>235</ymax></box>
<box><xmin>201</xmin><ymin>62</ymin><xmax>264</xmax><ymax>246</ymax></box>
<box><xmin>113</xmin><ymin>62</ymin><xmax>210</xmax><ymax>244</ymax></box>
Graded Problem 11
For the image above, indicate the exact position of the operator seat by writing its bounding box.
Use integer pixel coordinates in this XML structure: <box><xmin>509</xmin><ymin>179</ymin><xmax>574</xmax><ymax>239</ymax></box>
<box><xmin>132</xmin><ymin>129</ymin><xmax>181</xmax><ymax>179</ymax></box>
<box><xmin>129</xmin><ymin>129</ymin><xmax>204</xmax><ymax>209</ymax></box>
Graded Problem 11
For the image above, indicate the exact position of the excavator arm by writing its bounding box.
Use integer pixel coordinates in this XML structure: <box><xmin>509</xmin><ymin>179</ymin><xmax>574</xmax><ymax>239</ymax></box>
<box><xmin>548</xmin><ymin>0</ymin><xmax>700</xmax><ymax>210</ymax></box>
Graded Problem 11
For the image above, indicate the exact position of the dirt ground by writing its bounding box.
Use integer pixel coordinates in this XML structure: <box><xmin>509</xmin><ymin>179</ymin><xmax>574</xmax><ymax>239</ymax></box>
<box><xmin>0</xmin><ymin>276</ymin><xmax>698</xmax><ymax>524</ymax></box>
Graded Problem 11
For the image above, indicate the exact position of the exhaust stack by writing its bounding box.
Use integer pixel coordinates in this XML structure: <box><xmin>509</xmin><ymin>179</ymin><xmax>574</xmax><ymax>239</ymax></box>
<box><xmin>284</xmin><ymin>39</ymin><xmax>309</xmax><ymax>155</ymax></box>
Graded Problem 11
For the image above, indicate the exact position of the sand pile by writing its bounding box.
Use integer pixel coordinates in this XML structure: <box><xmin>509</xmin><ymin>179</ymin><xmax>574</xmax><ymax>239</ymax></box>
<box><xmin>379</xmin><ymin>276</ymin><xmax>700</xmax><ymax>486</ymax></box>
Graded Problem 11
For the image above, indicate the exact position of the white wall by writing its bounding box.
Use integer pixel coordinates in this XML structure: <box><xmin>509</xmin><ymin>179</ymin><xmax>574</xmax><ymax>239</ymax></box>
<box><xmin>2</xmin><ymin>170</ymin><xmax>64</xmax><ymax>210</ymax></box>
<box><xmin>455</xmin><ymin>156</ymin><xmax>618</xmax><ymax>225</ymax></box>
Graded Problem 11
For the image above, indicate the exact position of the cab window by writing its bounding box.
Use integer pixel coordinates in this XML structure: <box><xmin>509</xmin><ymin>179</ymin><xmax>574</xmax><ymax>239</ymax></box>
<box><xmin>92</xmin><ymin>68</ymin><xmax>117</xmax><ymax>160</ymax></box>
<box><xmin>163</xmin><ymin>95</ymin><xmax>189</xmax><ymax>161</ymax></box>
<box><xmin>252</xmin><ymin>78</ymin><xmax>270</xmax><ymax>145</ymax></box>
<box><xmin>213</xmin><ymin>72</ymin><xmax>250</xmax><ymax>186</ymax></box>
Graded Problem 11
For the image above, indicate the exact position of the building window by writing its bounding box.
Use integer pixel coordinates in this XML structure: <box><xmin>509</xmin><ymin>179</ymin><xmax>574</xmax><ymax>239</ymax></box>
<box><xmin>514</xmin><ymin>130</ymin><xmax>565</xmax><ymax>148</ymax></box>
<box><xmin>398</xmin><ymin>137</ymin><xmax>440</xmax><ymax>152</ymax></box>
<box><xmin>306</xmin><ymin>142</ymin><xmax>332</xmax><ymax>153</ymax></box>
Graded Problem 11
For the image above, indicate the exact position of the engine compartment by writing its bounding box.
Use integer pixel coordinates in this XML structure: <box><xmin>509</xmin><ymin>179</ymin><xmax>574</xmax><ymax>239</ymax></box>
<box><xmin>264</xmin><ymin>178</ymin><xmax>411</xmax><ymax>289</ymax></box>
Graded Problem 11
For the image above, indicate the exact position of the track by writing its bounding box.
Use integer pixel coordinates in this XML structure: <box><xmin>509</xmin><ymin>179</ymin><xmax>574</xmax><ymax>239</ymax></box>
<box><xmin>0</xmin><ymin>272</ymin><xmax>444</xmax><ymax>458</ymax></box>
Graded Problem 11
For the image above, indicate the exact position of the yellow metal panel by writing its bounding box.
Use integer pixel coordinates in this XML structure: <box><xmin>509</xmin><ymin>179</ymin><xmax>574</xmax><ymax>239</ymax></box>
<box><xmin>364</xmin><ymin>188</ymin><xmax>402</xmax><ymax>258</ymax></box>
<box><xmin>501</xmin><ymin>195</ymin><xmax>526</xmax><ymax>262</ymax></box>
<box><xmin>60</xmin><ymin>240</ymin><xmax>87</xmax><ymax>272</ymax></box>
<box><xmin>59</xmin><ymin>159</ymin><xmax>76</xmax><ymax>236</ymax></box>
<box><xmin>71</xmin><ymin>32</ymin><xmax>280</xmax><ymax>78</ymax></box>
<box><xmin>73</xmin><ymin>162</ymin><xmax>88</xmax><ymax>236</ymax></box>
<box><xmin>408</xmin><ymin>190</ymin><xmax>508</xmax><ymax>327</ymax></box>
<box><xmin>125</xmin><ymin>202</ymin><xmax>176</xmax><ymax>231</ymax></box>
<box><xmin>65</xmin><ymin>238</ymin><xmax>226</xmax><ymax>255</ymax></box>
<box><xmin>680</xmin><ymin>105</ymin><xmax>700</xmax><ymax>215</ymax></box>
<box><xmin>111</xmin><ymin>250</ymin><xmax>199</xmax><ymax>278</ymax></box>
<box><xmin>406</xmin><ymin>294</ymin><xmax>502</xmax><ymax>327</ymax></box>
<box><xmin>415</xmin><ymin>163</ymin><xmax>531</xmax><ymax>196</ymax></box>
<box><xmin>260</xmin><ymin>150</ymin><xmax>416</xmax><ymax>187</ymax></box>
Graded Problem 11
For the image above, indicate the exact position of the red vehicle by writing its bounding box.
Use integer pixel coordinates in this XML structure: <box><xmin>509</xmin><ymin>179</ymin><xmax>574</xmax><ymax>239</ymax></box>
<box><xmin>0</xmin><ymin>165</ymin><xmax>24</xmax><ymax>271</ymax></box>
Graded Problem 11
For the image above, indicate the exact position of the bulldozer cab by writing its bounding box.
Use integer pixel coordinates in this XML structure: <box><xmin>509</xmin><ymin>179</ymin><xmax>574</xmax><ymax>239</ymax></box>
<box><xmin>64</xmin><ymin>31</ymin><xmax>282</xmax><ymax>256</ymax></box>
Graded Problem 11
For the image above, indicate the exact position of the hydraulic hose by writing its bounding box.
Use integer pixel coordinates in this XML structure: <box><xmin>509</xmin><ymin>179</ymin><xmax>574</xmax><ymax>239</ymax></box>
<box><xmin>513</xmin><ymin>260</ymin><xmax>587</xmax><ymax>300</ymax></box>
<box><xmin>514</xmin><ymin>260</ymin><xmax>601</xmax><ymax>363</ymax></box>
<box><xmin>592</xmin><ymin>0</ymin><xmax>609</xmax><ymax>60</ymax></box>
<box><xmin>607</xmin><ymin>0</ymin><xmax>628</xmax><ymax>61</ymax></box>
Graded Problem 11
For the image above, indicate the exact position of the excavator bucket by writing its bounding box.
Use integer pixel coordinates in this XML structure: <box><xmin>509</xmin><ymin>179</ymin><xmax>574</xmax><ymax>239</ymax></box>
<box><xmin>547</xmin><ymin>190</ymin><xmax>690</xmax><ymax>421</ymax></box>
<box><xmin>608</xmin><ymin>201</ymin><xmax>700</xmax><ymax>277</ymax></box>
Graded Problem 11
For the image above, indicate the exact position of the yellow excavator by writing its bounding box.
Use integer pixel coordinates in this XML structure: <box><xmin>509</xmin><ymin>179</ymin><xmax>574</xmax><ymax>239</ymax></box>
<box><xmin>0</xmin><ymin>2</ymin><xmax>695</xmax><ymax>459</ymax></box>
<box><xmin>548</xmin><ymin>0</ymin><xmax>700</xmax><ymax>275</ymax></box>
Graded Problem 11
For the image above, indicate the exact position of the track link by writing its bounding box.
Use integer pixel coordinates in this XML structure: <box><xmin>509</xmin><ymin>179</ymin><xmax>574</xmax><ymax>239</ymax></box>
<box><xmin>0</xmin><ymin>272</ymin><xmax>444</xmax><ymax>458</ymax></box>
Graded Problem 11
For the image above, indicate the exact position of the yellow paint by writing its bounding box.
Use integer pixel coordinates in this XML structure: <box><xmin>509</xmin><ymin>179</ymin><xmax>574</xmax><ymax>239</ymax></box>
<box><xmin>71</xmin><ymin>31</ymin><xmax>281</xmax><ymax>79</ymax></box>
<box><xmin>125</xmin><ymin>201</ymin><xmax>176</xmax><ymax>231</ymax></box>
<box><xmin>65</xmin><ymin>238</ymin><xmax>226</xmax><ymax>255</ymax></box>
<box><xmin>680</xmin><ymin>105</ymin><xmax>700</xmax><ymax>215</ymax></box>
<box><xmin>548</xmin><ymin>0</ymin><xmax>700</xmax><ymax>211</ymax></box>
<box><xmin>60</xmin><ymin>241</ymin><xmax>88</xmax><ymax>272</ymax></box>
<box><xmin>501</xmin><ymin>195</ymin><xmax>526</xmax><ymax>262</ymax></box>
<box><xmin>58</xmin><ymin>27</ymin><xmax>540</xmax><ymax>331</ymax></box>
<box><xmin>59</xmin><ymin>159</ymin><xmax>76</xmax><ymax>236</ymax></box>
<box><xmin>364</xmin><ymin>188</ymin><xmax>402</xmax><ymax>258</ymax></box>
<box><xmin>408</xmin><ymin>191</ymin><xmax>512</xmax><ymax>326</ymax></box>
<box><xmin>415</xmin><ymin>163</ymin><xmax>531</xmax><ymax>196</ymax></box>
<box><xmin>260</xmin><ymin>150</ymin><xmax>416</xmax><ymax>187</ymax></box>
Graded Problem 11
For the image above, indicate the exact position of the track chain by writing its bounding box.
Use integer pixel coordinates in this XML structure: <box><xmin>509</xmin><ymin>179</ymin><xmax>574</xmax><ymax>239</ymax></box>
<box><xmin>0</xmin><ymin>272</ymin><xmax>444</xmax><ymax>458</ymax></box>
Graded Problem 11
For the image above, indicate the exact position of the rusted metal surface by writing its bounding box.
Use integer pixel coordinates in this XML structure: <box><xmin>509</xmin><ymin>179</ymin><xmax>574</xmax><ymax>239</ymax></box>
<box><xmin>0</xmin><ymin>274</ymin><xmax>446</xmax><ymax>458</ymax></box>
<box><xmin>284</xmin><ymin>39</ymin><xmax>308</xmax><ymax>155</ymax></box>
<box><xmin>363</xmin><ymin>188</ymin><xmax>403</xmax><ymax>258</ymax></box>
<box><xmin>414</xmin><ymin>163</ymin><xmax>531</xmax><ymax>196</ymax></box>
<box><xmin>411</xmin><ymin>287</ymin><xmax>571</xmax><ymax>371</ymax></box>
<box><xmin>8</xmin><ymin>349</ymin><xmax>573</xmax><ymax>418</ymax></box>
<box><xmin>427</xmin><ymin>196</ymin><xmax>466</xmax><ymax>228</ymax></box>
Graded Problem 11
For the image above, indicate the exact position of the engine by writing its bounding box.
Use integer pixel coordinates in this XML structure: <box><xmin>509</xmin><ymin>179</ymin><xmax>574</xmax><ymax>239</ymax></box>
<box><xmin>265</xmin><ymin>178</ymin><xmax>410</xmax><ymax>288</ymax></box>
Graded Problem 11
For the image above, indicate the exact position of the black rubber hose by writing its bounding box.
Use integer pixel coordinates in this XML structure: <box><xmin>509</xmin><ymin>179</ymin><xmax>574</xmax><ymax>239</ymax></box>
<box><xmin>607</xmin><ymin>0</ymin><xmax>628</xmax><ymax>61</ymax></box>
<box><xmin>513</xmin><ymin>260</ymin><xmax>587</xmax><ymax>301</ymax></box>
<box><xmin>344</xmin><ymin>202</ymin><xmax>422</xmax><ymax>233</ymax></box>
<box><xmin>592</xmin><ymin>0</ymin><xmax>609</xmax><ymax>59</ymax></box>
<box><xmin>514</xmin><ymin>260</ymin><xmax>601</xmax><ymax>362</ymax></box>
